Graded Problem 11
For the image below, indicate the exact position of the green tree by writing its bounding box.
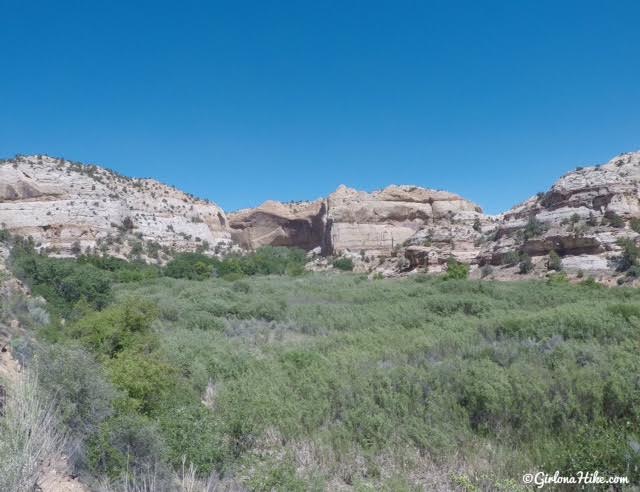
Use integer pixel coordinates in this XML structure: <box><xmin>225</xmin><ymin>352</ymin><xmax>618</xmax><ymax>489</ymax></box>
<box><xmin>548</xmin><ymin>250</ymin><xmax>562</xmax><ymax>271</ymax></box>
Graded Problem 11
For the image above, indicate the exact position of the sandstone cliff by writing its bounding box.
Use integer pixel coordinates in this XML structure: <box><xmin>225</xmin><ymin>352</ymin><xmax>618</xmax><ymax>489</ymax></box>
<box><xmin>478</xmin><ymin>152</ymin><xmax>640</xmax><ymax>279</ymax></box>
<box><xmin>3</xmin><ymin>151</ymin><xmax>640</xmax><ymax>282</ymax></box>
<box><xmin>0</xmin><ymin>155</ymin><xmax>231</xmax><ymax>259</ymax></box>
<box><xmin>229</xmin><ymin>200</ymin><xmax>325</xmax><ymax>250</ymax></box>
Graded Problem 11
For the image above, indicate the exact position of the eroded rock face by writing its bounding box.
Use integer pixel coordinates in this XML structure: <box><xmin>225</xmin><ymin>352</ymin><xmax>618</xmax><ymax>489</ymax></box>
<box><xmin>479</xmin><ymin>152</ymin><xmax>640</xmax><ymax>278</ymax></box>
<box><xmin>0</xmin><ymin>156</ymin><xmax>231</xmax><ymax>257</ymax></box>
<box><xmin>325</xmin><ymin>185</ymin><xmax>483</xmax><ymax>257</ymax></box>
<box><xmin>227</xmin><ymin>184</ymin><xmax>485</xmax><ymax>259</ymax></box>
<box><xmin>228</xmin><ymin>200</ymin><xmax>326</xmax><ymax>250</ymax></box>
<box><xmin>3</xmin><ymin>151</ymin><xmax>640</xmax><ymax>281</ymax></box>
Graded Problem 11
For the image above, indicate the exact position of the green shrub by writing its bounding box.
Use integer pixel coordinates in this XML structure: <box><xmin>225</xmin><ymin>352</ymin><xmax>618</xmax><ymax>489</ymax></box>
<box><xmin>630</xmin><ymin>217</ymin><xmax>640</xmax><ymax>233</ymax></box>
<box><xmin>36</xmin><ymin>344</ymin><xmax>117</xmax><ymax>437</ymax></box>
<box><xmin>502</xmin><ymin>250</ymin><xmax>520</xmax><ymax>266</ymax></box>
<box><xmin>333</xmin><ymin>257</ymin><xmax>354</xmax><ymax>271</ymax></box>
<box><xmin>523</xmin><ymin>216</ymin><xmax>547</xmax><ymax>239</ymax></box>
<box><xmin>444</xmin><ymin>258</ymin><xmax>469</xmax><ymax>279</ymax></box>
<box><xmin>547</xmin><ymin>250</ymin><xmax>562</xmax><ymax>271</ymax></box>
<box><xmin>87</xmin><ymin>414</ymin><xmax>169</xmax><ymax>479</ymax></box>
<box><xmin>64</xmin><ymin>298</ymin><xmax>157</xmax><ymax>357</ymax></box>
<box><xmin>617</xmin><ymin>238</ymin><xmax>640</xmax><ymax>272</ymax></box>
<box><xmin>604</xmin><ymin>211</ymin><xmax>625</xmax><ymax>228</ymax></box>
<box><xmin>518</xmin><ymin>253</ymin><xmax>533</xmax><ymax>274</ymax></box>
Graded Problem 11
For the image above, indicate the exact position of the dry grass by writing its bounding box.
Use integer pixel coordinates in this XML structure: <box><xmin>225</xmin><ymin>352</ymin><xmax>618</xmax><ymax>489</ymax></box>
<box><xmin>97</xmin><ymin>456</ymin><xmax>246</xmax><ymax>492</ymax></box>
<box><xmin>0</xmin><ymin>366</ymin><xmax>66</xmax><ymax>492</ymax></box>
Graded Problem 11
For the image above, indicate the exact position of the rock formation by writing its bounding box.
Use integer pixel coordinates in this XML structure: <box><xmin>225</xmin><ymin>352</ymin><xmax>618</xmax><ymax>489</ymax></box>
<box><xmin>0</xmin><ymin>155</ymin><xmax>231</xmax><ymax>258</ymax></box>
<box><xmin>2</xmin><ymin>151</ymin><xmax>640</xmax><ymax>282</ymax></box>
<box><xmin>229</xmin><ymin>200</ymin><xmax>325</xmax><ymax>250</ymax></box>
<box><xmin>479</xmin><ymin>152</ymin><xmax>640</xmax><ymax>278</ymax></box>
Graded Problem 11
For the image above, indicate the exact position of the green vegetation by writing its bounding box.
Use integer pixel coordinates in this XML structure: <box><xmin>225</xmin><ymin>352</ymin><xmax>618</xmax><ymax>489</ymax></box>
<box><xmin>444</xmin><ymin>257</ymin><xmax>469</xmax><ymax>279</ymax></box>
<box><xmin>523</xmin><ymin>215</ymin><xmax>547</xmax><ymax>239</ymax></box>
<box><xmin>332</xmin><ymin>257</ymin><xmax>354</xmax><ymax>271</ymax></box>
<box><xmin>518</xmin><ymin>253</ymin><xmax>533</xmax><ymax>274</ymax></box>
<box><xmin>165</xmin><ymin>246</ymin><xmax>307</xmax><ymax>280</ymax></box>
<box><xmin>604</xmin><ymin>211</ymin><xmax>625</xmax><ymax>229</ymax></box>
<box><xmin>4</xmin><ymin>245</ymin><xmax>640</xmax><ymax>489</ymax></box>
<box><xmin>548</xmin><ymin>250</ymin><xmax>562</xmax><ymax>271</ymax></box>
<box><xmin>617</xmin><ymin>238</ymin><xmax>640</xmax><ymax>278</ymax></box>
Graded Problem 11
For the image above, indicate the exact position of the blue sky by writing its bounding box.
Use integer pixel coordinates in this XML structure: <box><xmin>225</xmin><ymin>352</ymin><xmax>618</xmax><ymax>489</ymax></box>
<box><xmin>1</xmin><ymin>1</ymin><xmax>639</xmax><ymax>213</ymax></box>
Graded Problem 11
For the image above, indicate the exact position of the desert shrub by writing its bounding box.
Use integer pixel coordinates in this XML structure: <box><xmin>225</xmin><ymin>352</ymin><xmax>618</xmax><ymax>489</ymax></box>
<box><xmin>332</xmin><ymin>257</ymin><xmax>354</xmax><ymax>271</ymax></box>
<box><xmin>87</xmin><ymin>414</ymin><xmax>169</xmax><ymax>479</ymax></box>
<box><xmin>547</xmin><ymin>272</ymin><xmax>569</xmax><ymax>285</ymax></box>
<box><xmin>444</xmin><ymin>258</ymin><xmax>469</xmax><ymax>279</ymax></box>
<box><xmin>518</xmin><ymin>253</ymin><xmax>533</xmax><ymax>274</ymax></box>
<box><xmin>502</xmin><ymin>250</ymin><xmax>520</xmax><ymax>266</ymax></box>
<box><xmin>473</xmin><ymin>217</ymin><xmax>482</xmax><ymax>232</ymax></box>
<box><xmin>11</xmin><ymin>250</ymin><xmax>112</xmax><ymax>315</ymax></box>
<box><xmin>106</xmin><ymin>351</ymin><xmax>178</xmax><ymax>415</ymax></box>
<box><xmin>63</xmin><ymin>298</ymin><xmax>158</xmax><ymax>357</ymax></box>
<box><xmin>0</xmin><ymin>369</ymin><xmax>66</xmax><ymax>492</ymax></box>
<box><xmin>480</xmin><ymin>264</ymin><xmax>493</xmax><ymax>278</ymax></box>
<box><xmin>523</xmin><ymin>216</ymin><xmax>547</xmax><ymax>239</ymax></box>
<box><xmin>604</xmin><ymin>211</ymin><xmax>625</xmax><ymax>228</ymax></box>
<box><xmin>36</xmin><ymin>344</ymin><xmax>117</xmax><ymax>437</ymax></box>
<box><xmin>164</xmin><ymin>253</ymin><xmax>217</xmax><ymax>280</ymax></box>
<box><xmin>616</xmin><ymin>238</ymin><xmax>640</xmax><ymax>272</ymax></box>
<box><xmin>631</xmin><ymin>217</ymin><xmax>640</xmax><ymax>234</ymax></box>
<box><xmin>547</xmin><ymin>250</ymin><xmax>562</xmax><ymax>271</ymax></box>
<box><xmin>11</xmin><ymin>252</ymin><xmax>640</xmax><ymax>489</ymax></box>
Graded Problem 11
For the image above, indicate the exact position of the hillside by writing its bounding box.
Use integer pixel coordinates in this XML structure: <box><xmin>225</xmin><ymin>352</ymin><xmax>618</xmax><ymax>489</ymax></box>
<box><xmin>2</xmin><ymin>151</ymin><xmax>640</xmax><ymax>283</ymax></box>
<box><xmin>0</xmin><ymin>155</ymin><xmax>231</xmax><ymax>260</ymax></box>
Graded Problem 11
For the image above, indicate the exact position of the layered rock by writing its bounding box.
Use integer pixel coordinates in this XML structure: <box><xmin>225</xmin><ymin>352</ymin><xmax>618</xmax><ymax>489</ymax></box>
<box><xmin>325</xmin><ymin>185</ymin><xmax>481</xmax><ymax>256</ymax></box>
<box><xmin>0</xmin><ymin>155</ymin><xmax>231</xmax><ymax>257</ymax></box>
<box><xmin>227</xmin><ymin>184</ymin><xmax>486</xmax><ymax>267</ymax></box>
<box><xmin>480</xmin><ymin>152</ymin><xmax>640</xmax><ymax>277</ymax></box>
<box><xmin>228</xmin><ymin>200</ymin><xmax>325</xmax><ymax>250</ymax></box>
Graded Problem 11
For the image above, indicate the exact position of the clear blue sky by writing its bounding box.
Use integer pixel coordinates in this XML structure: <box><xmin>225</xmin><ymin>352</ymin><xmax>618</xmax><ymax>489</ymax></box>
<box><xmin>2</xmin><ymin>1</ymin><xmax>639</xmax><ymax>214</ymax></box>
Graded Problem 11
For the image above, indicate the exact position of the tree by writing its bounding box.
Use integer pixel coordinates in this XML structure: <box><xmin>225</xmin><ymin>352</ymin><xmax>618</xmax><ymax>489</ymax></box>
<box><xmin>444</xmin><ymin>257</ymin><xmax>469</xmax><ymax>280</ymax></box>
<box><xmin>518</xmin><ymin>253</ymin><xmax>533</xmax><ymax>274</ymax></box>
<box><xmin>617</xmin><ymin>238</ymin><xmax>640</xmax><ymax>272</ymax></box>
<box><xmin>473</xmin><ymin>217</ymin><xmax>482</xmax><ymax>233</ymax></box>
<box><xmin>523</xmin><ymin>216</ymin><xmax>547</xmax><ymax>239</ymax></box>
<box><xmin>548</xmin><ymin>250</ymin><xmax>562</xmax><ymax>271</ymax></box>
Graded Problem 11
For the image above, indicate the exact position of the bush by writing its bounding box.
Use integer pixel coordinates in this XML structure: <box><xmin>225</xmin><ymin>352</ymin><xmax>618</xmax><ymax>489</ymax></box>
<box><xmin>548</xmin><ymin>250</ymin><xmax>562</xmax><ymax>271</ymax></box>
<box><xmin>87</xmin><ymin>414</ymin><xmax>169</xmax><ymax>479</ymax></box>
<box><xmin>165</xmin><ymin>247</ymin><xmax>307</xmax><ymax>279</ymax></box>
<box><xmin>11</xmin><ymin>251</ymin><xmax>112</xmax><ymax>315</ymax></box>
<box><xmin>64</xmin><ymin>298</ymin><xmax>158</xmax><ymax>357</ymax></box>
<box><xmin>333</xmin><ymin>257</ymin><xmax>354</xmax><ymax>271</ymax></box>
<box><xmin>631</xmin><ymin>217</ymin><xmax>640</xmax><ymax>234</ymax></box>
<box><xmin>604</xmin><ymin>211</ymin><xmax>625</xmax><ymax>228</ymax></box>
<box><xmin>164</xmin><ymin>253</ymin><xmax>217</xmax><ymax>280</ymax></box>
<box><xmin>0</xmin><ymin>369</ymin><xmax>65</xmax><ymax>491</ymax></box>
<box><xmin>523</xmin><ymin>216</ymin><xmax>547</xmax><ymax>239</ymax></box>
<box><xmin>518</xmin><ymin>253</ymin><xmax>533</xmax><ymax>274</ymax></box>
<box><xmin>444</xmin><ymin>258</ymin><xmax>469</xmax><ymax>279</ymax></box>
<box><xmin>36</xmin><ymin>344</ymin><xmax>117</xmax><ymax>437</ymax></box>
<box><xmin>616</xmin><ymin>238</ymin><xmax>640</xmax><ymax>272</ymax></box>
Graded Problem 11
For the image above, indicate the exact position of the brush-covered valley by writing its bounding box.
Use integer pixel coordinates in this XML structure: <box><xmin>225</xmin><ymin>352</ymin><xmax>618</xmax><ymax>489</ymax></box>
<box><xmin>1</xmin><ymin>236</ymin><xmax>639</xmax><ymax>491</ymax></box>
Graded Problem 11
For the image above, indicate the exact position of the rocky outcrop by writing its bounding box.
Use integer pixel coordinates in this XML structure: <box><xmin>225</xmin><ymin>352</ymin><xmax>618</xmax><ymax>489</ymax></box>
<box><xmin>0</xmin><ymin>155</ymin><xmax>231</xmax><ymax>258</ymax></box>
<box><xmin>228</xmin><ymin>184</ymin><xmax>485</xmax><ymax>264</ymax></box>
<box><xmin>3</xmin><ymin>151</ymin><xmax>640</xmax><ymax>281</ymax></box>
<box><xmin>229</xmin><ymin>200</ymin><xmax>325</xmax><ymax>250</ymax></box>
<box><xmin>478</xmin><ymin>152</ymin><xmax>640</xmax><ymax>278</ymax></box>
<box><xmin>325</xmin><ymin>185</ymin><xmax>483</xmax><ymax>257</ymax></box>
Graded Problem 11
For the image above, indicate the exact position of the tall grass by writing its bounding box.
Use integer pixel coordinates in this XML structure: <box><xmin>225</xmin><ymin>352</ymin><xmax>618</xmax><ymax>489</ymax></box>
<box><xmin>0</xmin><ymin>367</ymin><xmax>66</xmax><ymax>492</ymax></box>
